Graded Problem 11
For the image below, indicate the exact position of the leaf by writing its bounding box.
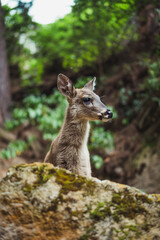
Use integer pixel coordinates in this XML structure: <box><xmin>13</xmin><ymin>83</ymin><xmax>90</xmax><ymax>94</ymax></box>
<box><xmin>92</xmin><ymin>155</ymin><xmax>103</xmax><ymax>169</ymax></box>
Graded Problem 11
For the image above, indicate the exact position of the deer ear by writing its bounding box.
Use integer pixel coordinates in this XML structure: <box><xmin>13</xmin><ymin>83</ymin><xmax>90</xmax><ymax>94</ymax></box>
<box><xmin>57</xmin><ymin>74</ymin><xmax>76</xmax><ymax>98</ymax></box>
<box><xmin>83</xmin><ymin>77</ymin><xmax>96</xmax><ymax>91</ymax></box>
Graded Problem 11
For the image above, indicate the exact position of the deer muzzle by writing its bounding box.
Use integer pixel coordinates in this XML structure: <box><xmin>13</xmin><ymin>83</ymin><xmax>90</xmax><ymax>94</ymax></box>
<box><xmin>98</xmin><ymin>109</ymin><xmax>113</xmax><ymax>121</ymax></box>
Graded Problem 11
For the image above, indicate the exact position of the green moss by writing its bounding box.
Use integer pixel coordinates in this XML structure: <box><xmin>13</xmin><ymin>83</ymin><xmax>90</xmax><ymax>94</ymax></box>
<box><xmin>119</xmin><ymin>237</ymin><xmax>126</xmax><ymax>240</ymax></box>
<box><xmin>90</xmin><ymin>202</ymin><xmax>111</xmax><ymax>220</ymax></box>
<box><xmin>31</xmin><ymin>164</ymin><xmax>55</xmax><ymax>185</ymax></box>
<box><xmin>9</xmin><ymin>173</ymin><xmax>21</xmax><ymax>182</ymax></box>
<box><xmin>12</xmin><ymin>163</ymin><xmax>55</xmax><ymax>186</ymax></box>
<box><xmin>114</xmin><ymin>224</ymin><xmax>141</xmax><ymax>240</ymax></box>
<box><xmin>78</xmin><ymin>227</ymin><xmax>94</xmax><ymax>240</ymax></box>
<box><xmin>53</xmin><ymin>168</ymin><xmax>96</xmax><ymax>194</ymax></box>
<box><xmin>23</xmin><ymin>183</ymin><xmax>34</xmax><ymax>192</ymax></box>
<box><xmin>53</xmin><ymin>169</ymin><xmax>83</xmax><ymax>194</ymax></box>
<box><xmin>128</xmin><ymin>225</ymin><xmax>139</xmax><ymax>232</ymax></box>
<box><xmin>84</xmin><ymin>179</ymin><xmax>97</xmax><ymax>195</ymax></box>
<box><xmin>13</xmin><ymin>163</ymin><xmax>29</xmax><ymax>170</ymax></box>
<box><xmin>88</xmin><ymin>189</ymin><xmax>149</xmax><ymax>223</ymax></box>
<box><xmin>122</xmin><ymin>225</ymin><xmax>141</xmax><ymax>238</ymax></box>
<box><xmin>12</xmin><ymin>164</ymin><xmax>97</xmax><ymax>199</ymax></box>
<box><xmin>72</xmin><ymin>210</ymin><xmax>83</xmax><ymax>217</ymax></box>
<box><xmin>112</xmin><ymin>212</ymin><xmax>120</xmax><ymax>222</ymax></box>
<box><xmin>20</xmin><ymin>165</ymin><xmax>56</xmax><ymax>195</ymax></box>
<box><xmin>78</xmin><ymin>233</ymin><xmax>89</xmax><ymax>240</ymax></box>
<box><xmin>135</xmin><ymin>194</ymin><xmax>153</xmax><ymax>204</ymax></box>
<box><xmin>111</xmin><ymin>190</ymin><xmax>148</xmax><ymax>219</ymax></box>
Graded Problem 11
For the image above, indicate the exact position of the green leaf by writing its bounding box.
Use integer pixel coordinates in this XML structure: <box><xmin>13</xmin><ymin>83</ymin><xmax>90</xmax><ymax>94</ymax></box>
<box><xmin>92</xmin><ymin>155</ymin><xmax>103</xmax><ymax>169</ymax></box>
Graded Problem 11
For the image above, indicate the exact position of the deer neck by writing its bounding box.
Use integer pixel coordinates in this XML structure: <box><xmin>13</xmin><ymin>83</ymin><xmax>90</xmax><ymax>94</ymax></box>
<box><xmin>59</xmin><ymin>106</ymin><xmax>90</xmax><ymax>147</ymax></box>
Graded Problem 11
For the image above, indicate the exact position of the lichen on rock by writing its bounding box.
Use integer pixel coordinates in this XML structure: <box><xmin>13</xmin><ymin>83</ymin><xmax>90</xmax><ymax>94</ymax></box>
<box><xmin>0</xmin><ymin>163</ymin><xmax>160</xmax><ymax>240</ymax></box>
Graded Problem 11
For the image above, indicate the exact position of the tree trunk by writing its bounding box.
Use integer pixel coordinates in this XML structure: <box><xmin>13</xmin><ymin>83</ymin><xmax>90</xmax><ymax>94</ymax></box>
<box><xmin>0</xmin><ymin>1</ymin><xmax>11</xmax><ymax>126</ymax></box>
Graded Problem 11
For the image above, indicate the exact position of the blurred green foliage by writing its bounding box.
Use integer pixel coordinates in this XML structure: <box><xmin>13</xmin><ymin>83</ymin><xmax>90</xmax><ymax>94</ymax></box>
<box><xmin>5</xmin><ymin>91</ymin><xmax>67</xmax><ymax>141</ymax></box>
<box><xmin>3</xmin><ymin>0</ymin><xmax>160</xmax><ymax>81</ymax></box>
<box><xmin>2</xmin><ymin>1</ymin><xmax>41</xmax><ymax>86</ymax></box>
<box><xmin>1</xmin><ymin>137</ymin><xmax>34</xmax><ymax>159</ymax></box>
<box><xmin>2</xmin><ymin>0</ymin><xmax>141</xmax><ymax>77</ymax></box>
<box><xmin>120</xmin><ymin>58</ymin><xmax>160</xmax><ymax>126</ymax></box>
<box><xmin>3</xmin><ymin>2</ymin><xmax>35</xmax><ymax>64</ymax></box>
<box><xmin>33</xmin><ymin>0</ymin><xmax>137</xmax><ymax>72</ymax></box>
<box><xmin>92</xmin><ymin>155</ymin><xmax>103</xmax><ymax>169</ymax></box>
<box><xmin>90</xmin><ymin>127</ymin><xmax>114</xmax><ymax>153</ymax></box>
<box><xmin>20</xmin><ymin>58</ymin><xmax>43</xmax><ymax>87</ymax></box>
<box><xmin>144</xmin><ymin>60</ymin><xmax>160</xmax><ymax>92</ymax></box>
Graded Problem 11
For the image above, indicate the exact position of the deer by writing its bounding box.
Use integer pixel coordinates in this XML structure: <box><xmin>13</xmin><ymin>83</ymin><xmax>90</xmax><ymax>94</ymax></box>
<box><xmin>44</xmin><ymin>73</ymin><xmax>113</xmax><ymax>177</ymax></box>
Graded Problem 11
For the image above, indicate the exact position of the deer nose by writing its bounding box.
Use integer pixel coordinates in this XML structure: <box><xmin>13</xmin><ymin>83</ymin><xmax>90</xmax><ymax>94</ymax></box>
<box><xmin>102</xmin><ymin>109</ymin><xmax>113</xmax><ymax>119</ymax></box>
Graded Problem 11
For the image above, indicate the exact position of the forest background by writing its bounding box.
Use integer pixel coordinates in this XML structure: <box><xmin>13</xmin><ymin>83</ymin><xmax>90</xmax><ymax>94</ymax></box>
<box><xmin>0</xmin><ymin>0</ymin><xmax>160</xmax><ymax>194</ymax></box>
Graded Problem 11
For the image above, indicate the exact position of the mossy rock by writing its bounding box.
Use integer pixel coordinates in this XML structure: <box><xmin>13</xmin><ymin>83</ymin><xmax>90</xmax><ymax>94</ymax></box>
<box><xmin>0</xmin><ymin>163</ymin><xmax>160</xmax><ymax>240</ymax></box>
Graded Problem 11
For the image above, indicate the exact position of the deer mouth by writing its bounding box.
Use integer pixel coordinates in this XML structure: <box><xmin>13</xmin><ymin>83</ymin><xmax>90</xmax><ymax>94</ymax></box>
<box><xmin>102</xmin><ymin>117</ymin><xmax>112</xmax><ymax>122</ymax></box>
<box><xmin>97</xmin><ymin>110</ymin><xmax>113</xmax><ymax>122</ymax></box>
<box><xmin>98</xmin><ymin>115</ymin><xmax>103</xmax><ymax>121</ymax></box>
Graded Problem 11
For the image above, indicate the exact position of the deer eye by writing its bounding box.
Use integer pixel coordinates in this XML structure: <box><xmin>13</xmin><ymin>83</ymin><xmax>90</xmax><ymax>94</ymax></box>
<box><xmin>83</xmin><ymin>97</ymin><xmax>91</xmax><ymax>105</ymax></box>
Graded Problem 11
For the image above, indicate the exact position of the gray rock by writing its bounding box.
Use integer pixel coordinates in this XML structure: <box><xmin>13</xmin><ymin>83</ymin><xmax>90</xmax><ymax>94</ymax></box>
<box><xmin>0</xmin><ymin>163</ymin><xmax>160</xmax><ymax>240</ymax></box>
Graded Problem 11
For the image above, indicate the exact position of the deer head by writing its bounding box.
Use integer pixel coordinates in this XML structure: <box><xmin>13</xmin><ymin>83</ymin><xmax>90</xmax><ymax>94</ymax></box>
<box><xmin>57</xmin><ymin>73</ymin><xmax>113</xmax><ymax>122</ymax></box>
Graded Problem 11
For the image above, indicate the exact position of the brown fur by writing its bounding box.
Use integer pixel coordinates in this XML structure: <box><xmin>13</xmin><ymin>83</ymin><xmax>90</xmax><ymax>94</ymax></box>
<box><xmin>44</xmin><ymin>74</ymin><xmax>112</xmax><ymax>177</ymax></box>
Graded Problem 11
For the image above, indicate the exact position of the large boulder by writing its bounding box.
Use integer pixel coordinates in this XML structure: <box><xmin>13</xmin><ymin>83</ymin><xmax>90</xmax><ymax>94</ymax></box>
<box><xmin>0</xmin><ymin>163</ymin><xmax>160</xmax><ymax>240</ymax></box>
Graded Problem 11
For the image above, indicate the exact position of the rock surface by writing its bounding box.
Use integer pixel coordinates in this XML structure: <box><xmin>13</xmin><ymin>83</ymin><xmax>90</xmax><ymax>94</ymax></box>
<box><xmin>0</xmin><ymin>163</ymin><xmax>160</xmax><ymax>240</ymax></box>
